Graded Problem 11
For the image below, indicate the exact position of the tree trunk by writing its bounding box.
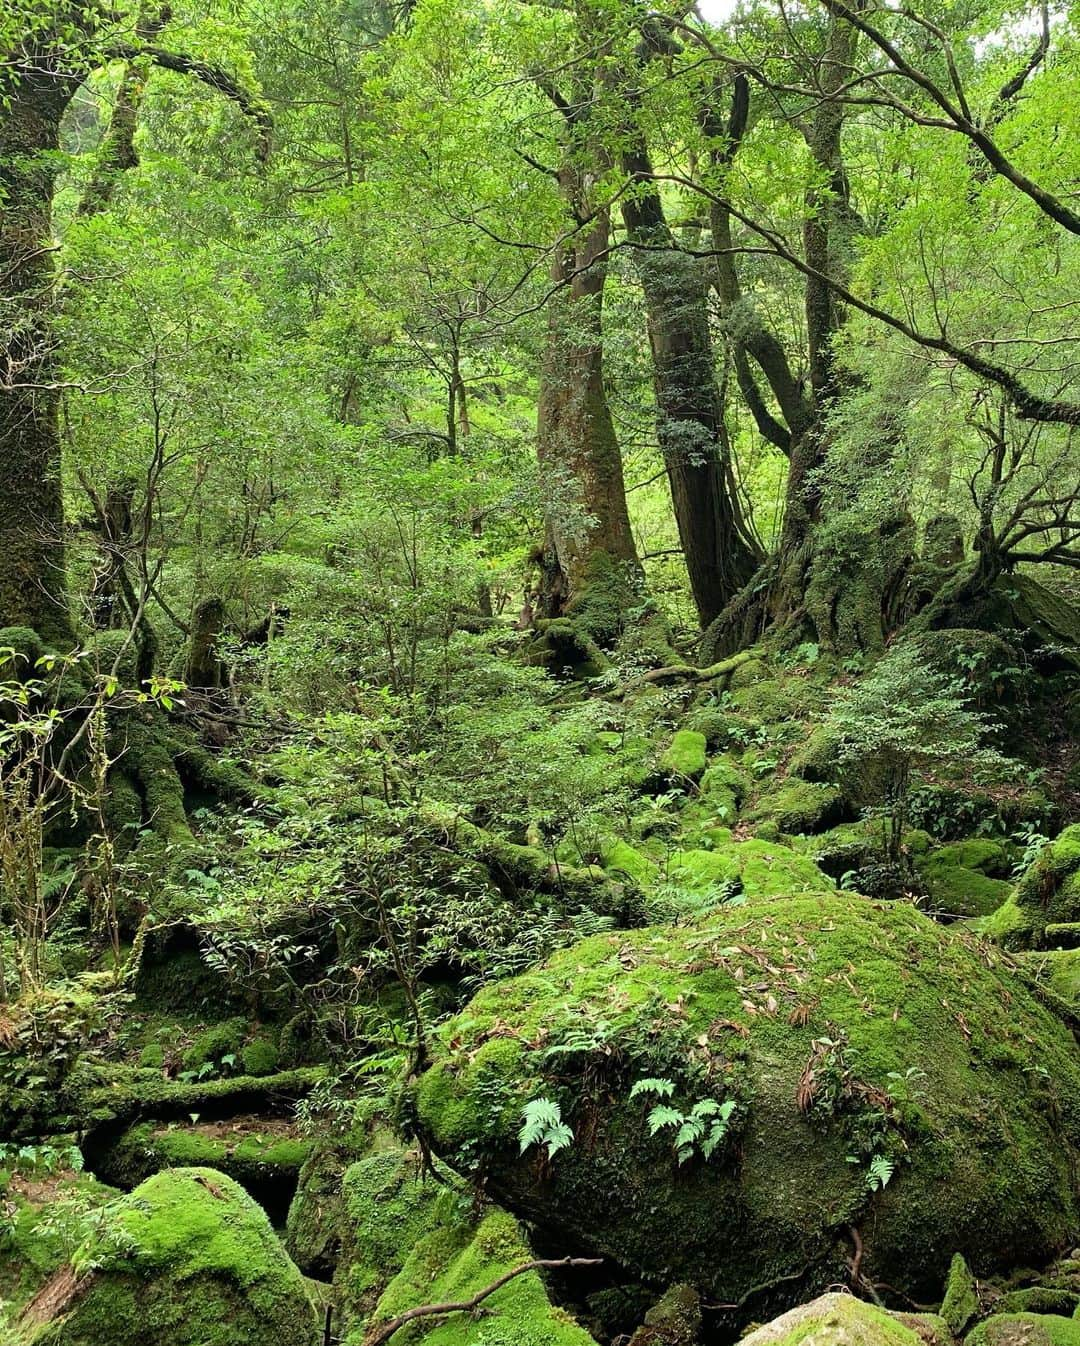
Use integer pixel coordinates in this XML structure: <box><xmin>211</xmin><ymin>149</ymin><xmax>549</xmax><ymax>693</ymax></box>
<box><xmin>0</xmin><ymin>61</ymin><xmax>77</xmax><ymax>643</ymax></box>
<box><xmin>536</xmin><ymin>169</ymin><xmax>639</xmax><ymax>620</ymax></box>
<box><xmin>620</xmin><ymin>134</ymin><xmax>761</xmax><ymax>628</ymax></box>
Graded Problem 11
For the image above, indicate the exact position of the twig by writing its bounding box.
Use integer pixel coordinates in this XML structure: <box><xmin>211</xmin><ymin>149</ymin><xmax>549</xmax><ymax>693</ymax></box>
<box><xmin>361</xmin><ymin>1257</ymin><xmax>602</xmax><ymax>1346</ymax></box>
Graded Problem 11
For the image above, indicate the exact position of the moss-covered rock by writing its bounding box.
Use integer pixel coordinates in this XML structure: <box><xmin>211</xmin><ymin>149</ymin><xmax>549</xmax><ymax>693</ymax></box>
<box><xmin>627</xmin><ymin>1284</ymin><xmax>701</xmax><ymax>1345</ymax></box>
<box><xmin>918</xmin><ymin>846</ymin><xmax>1014</xmax><ymax>920</ymax></box>
<box><xmin>362</xmin><ymin>1204</ymin><xmax>597</xmax><ymax>1346</ymax></box>
<box><xmin>994</xmin><ymin>1289</ymin><xmax>1080</xmax><ymax>1318</ymax></box>
<box><xmin>29</xmin><ymin>1168</ymin><xmax>318</xmax><ymax>1345</ymax></box>
<box><xmin>416</xmin><ymin>894</ymin><xmax>1080</xmax><ymax>1322</ymax></box>
<box><xmin>940</xmin><ymin>1253</ymin><xmax>978</xmax><ymax>1336</ymax></box>
<box><xmin>663</xmin><ymin>839</ymin><xmax>834</xmax><ymax>910</ymax></box>
<box><xmin>746</xmin><ymin>779</ymin><xmax>851</xmax><ymax>836</ymax></box>
<box><xmin>737</xmin><ymin>1293</ymin><xmax>929</xmax><ymax>1346</ymax></box>
<box><xmin>966</xmin><ymin>1313</ymin><xmax>1080</xmax><ymax>1346</ymax></box>
<box><xmin>660</xmin><ymin>731</ymin><xmax>708</xmax><ymax>783</ymax></box>
<box><xmin>90</xmin><ymin>1119</ymin><xmax>310</xmax><ymax>1223</ymax></box>
<box><xmin>1008</xmin><ymin>826</ymin><xmax>1080</xmax><ymax>948</ymax></box>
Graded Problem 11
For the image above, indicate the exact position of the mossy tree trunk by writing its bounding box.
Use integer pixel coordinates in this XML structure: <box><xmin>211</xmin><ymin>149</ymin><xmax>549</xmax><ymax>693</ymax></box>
<box><xmin>0</xmin><ymin>55</ymin><xmax>79</xmax><ymax>645</ymax></box>
<box><xmin>535</xmin><ymin>101</ymin><xmax>640</xmax><ymax>620</ymax></box>
<box><xmin>620</xmin><ymin>131</ymin><xmax>762</xmax><ymax>629</ymax></box>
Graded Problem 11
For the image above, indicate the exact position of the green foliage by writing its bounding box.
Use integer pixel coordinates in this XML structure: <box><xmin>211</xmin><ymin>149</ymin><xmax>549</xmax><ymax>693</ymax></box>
<box><xmin>518</xmin><ymin>1098</ymin><xmax>574</xmax><ymax>1159</ymax></box>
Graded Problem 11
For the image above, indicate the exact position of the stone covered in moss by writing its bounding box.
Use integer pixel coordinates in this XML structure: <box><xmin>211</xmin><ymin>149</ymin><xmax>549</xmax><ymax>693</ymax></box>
<box><xmin>92</xmin><ymin>1120</ymin><xmax>310</xmax><ymax>1223</ymax></box>
<box><xmin>660</xmin><ymin>730</ymin><xmax>708</xmax><ymax>782</ymax></box>
<box><xmin>746</xmin><ymin>779</ymin><xmax>850</xmax><ymax>836</ymax></box>
<box><xmin>416</xmin><ymin>894</ymin><xmax>1080</xmax><ymax>1320</ymax></box>
<box><xmin>34</xmin><ymin>1167</ymin><xmax>318</xmax><ymax>1345</ymax></box>
<box><xmin>940</xmin><ymin>1252</ymin><xmax>978</xmax><ymax>1335</ymax></box>
<box><xmin>667</xmin><ymin>839</ymin><xmax>834</xmax><ymax>904</ymax></box>
<box><xmin>966</xmin><ymin>1313</ymin><xmax>1080</xmax><ymax>1346</ymax></box>
<box><xmin>363</xmin><ymin>1204</ymin><xmax>597</xmax><ymax>1346</ymax></box>
<box><xmin>995</xmin><ymin>1289</ymin><xmax>1080</xmax><ymax>1317</ymax></box>
<box><xmin>737</xmin><ymin>1293</ymin><xmax>931</xmax><ymax>1346</ymax></box>
<box><xmin>1007</xmin><ymin>825</ymin><xmax>1080</xmax><ymax>948</ymax></box>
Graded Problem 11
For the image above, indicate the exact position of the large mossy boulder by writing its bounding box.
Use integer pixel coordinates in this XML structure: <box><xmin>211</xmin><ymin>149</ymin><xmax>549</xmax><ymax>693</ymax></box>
<box><xmin>415</xmin><ymin>893</ymin><xmax>1080</xmax><ymax>1322</ymax></box>
<box><xmin>28</xmin><ymin>1167</ymin><xmax>318</xmax><ymax>1345</ymax></box>
<box><xmin>737</xmin><ymin>1292</ymin><xmax>942</xmax><ymax>1346</ymax></box>
<box><xmin>966</xmin><ymin>1313</ymin><xmax>1080</xmax><ymax>1346</ymax></box>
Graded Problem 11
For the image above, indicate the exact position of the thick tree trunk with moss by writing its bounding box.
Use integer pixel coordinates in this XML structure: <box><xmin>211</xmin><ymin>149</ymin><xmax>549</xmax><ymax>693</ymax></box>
<box><xmin>536</xmin><ymin>173</ymin><xmax>639</xmax><ymax>621</ymax></box>
<box><xmin>0</xmin><ymin>60</ymin><xmax>77</xmax><ymax>645</ymax></box>
<box><xmin>621</xmin><ymin>136</ymin><xmax>761</xmax><ymax>629</ymax></box>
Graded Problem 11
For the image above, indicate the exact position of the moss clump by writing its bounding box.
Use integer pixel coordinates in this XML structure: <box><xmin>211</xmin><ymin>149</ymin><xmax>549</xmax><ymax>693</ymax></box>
<box><xmin>940</xmin><ymin>1252</ymin><xmax>978</xmax><ymax>1335</ymax></box>
<box><xmin>737</xmin><ymin>1293</ymin><xmax>927</xmax><ymax>1346</ymax></box>
<box><xmin>1011</xmin><ymin>825</ymin><xmax>1080</xmax><ymax>947</ymax></box>
<box><xmin>995</xmin><ymin>1290</ymin><xmax>1080</xmax><ymax>1317</ymax></box>
<box><xmin>601</xmin><ymin>838</ymin><xmax>658</xmax><ymax>886</ymax></box>
<box><xmin>966</xmin><ymin>1314</ymin><xmax>1080</xmax><ymax>1346</ymax></box>
<box><xmin>665</xmin><ymin>839</ymin><xmax>833</xmax><ymax>908</ymax></box>
<box><xmin>335</xmin><ymin>1144</ymin><xmax>453</xmax><ymax>1326</ymax></box>
<box><xmin>917</xmin><ymin>853</ymin><xmax>1013</xmax><ymax>920</ymax></box>
<box><xmin>416</xmin><ymin>893</ymin><xmax>1080</xmax><ymax>1320</ymax></box>
<box><xmin>181</xmin><ymin>1018</ymin><xmax>250</xmax><ymax>1073</ymax></box>
<box><xmin>363</xmin><ymin>1205</ymin><xmax>596</xmax><ymax>1346</ymax></box>
<box><xmin>241</xmin><ymin>1035</ymin><xmax>280</xmax><ymax>1077</ymax></box>
<box><xmin>660</xmin><ymin>730</ymin><xmax>708</xmax><ymax>782</ymax></box>
<box><xmin>746</xmin><ymin>779</ymin><xmax>850</xmax><ymax>835</ymax></box>
<box><xmin>92</xmin><ymin>1121</ymin><xmax>311</xmax><ymax>1223</ymax></box>
<box><xmin>36</xmin><ymin>1168</ymin><xmax>318</xmax><ymax>1345</ymax></box>
<box><xmin>628</xmin><ymin>1284</ymin><xmax>701</xmax><ymax>1345</ymax></box>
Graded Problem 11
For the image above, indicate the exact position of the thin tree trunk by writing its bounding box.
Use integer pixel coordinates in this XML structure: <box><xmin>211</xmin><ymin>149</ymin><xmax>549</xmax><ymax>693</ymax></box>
<box><xmin>0</xmin><ymin>62</ymin><xmax>77</xmax><ymax>643</ymax></box>
<box><xmin>536</xmin><ymin>171</ymin><xmax>639</xmax><ymax>617</ymax></box>
<box><xmin>621</xmin><ymin>133</ymin><xmax>761</xmax><ymax>628</ymax></box>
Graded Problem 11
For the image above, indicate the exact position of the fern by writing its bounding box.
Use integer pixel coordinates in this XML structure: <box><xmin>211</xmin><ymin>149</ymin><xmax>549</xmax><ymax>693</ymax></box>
<box><xmin>646</xmin><ymin>1104</ymin><xmax>685</xmax><ymax>1135</ymax></box>
<box><xmin>519</xmin><ymin>1098</ymin><xmax>574</xmax><ymax>1159</ymax></box>
<box><xmin>866</xmin><ymin>1153</ymin><xmax>895</xmax><ymax>1191</ymax></box>
<box><xmin>629</xmin><ymin>1077</ymin><xmax>675</xmax><ymax>1101</ymax></box>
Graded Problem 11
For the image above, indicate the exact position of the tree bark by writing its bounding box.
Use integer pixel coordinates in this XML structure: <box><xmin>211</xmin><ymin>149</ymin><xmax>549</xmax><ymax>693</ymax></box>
<box><xmin>621</xmin><ymin>132</ymin><xmax>762</xmax><ymax>628</ymax></box>
<box><xmin>0</xmin><ymin>57</ymin><xmax>78</xmax><ymax>643</ymax></box>
<box><xmin>536</xmin><ymin>148</ymin><xmax>639</xmax><ymax>619</ymax></box>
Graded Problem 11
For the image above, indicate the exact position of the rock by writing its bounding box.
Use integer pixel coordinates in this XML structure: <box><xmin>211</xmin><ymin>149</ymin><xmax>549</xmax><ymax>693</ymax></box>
<box><xmin>994</xmin><ymin>1289</ymin><xmax>1080</xmax><ymax>1317</ymax></box>
<box><xmin>1003</xmin><ymin>826</ymin><xmax>1080</xmax><ymax>948</ymax></box>
<box><xmin>660</xmin><ymin>730</ymin><xmax>708</xmax><ymax>783</ymax></box>
<box><xmin>966</xmin><ymin>1313</ymin><xmax>1080</xmax><ymax>1346</ymax></box>
<box><xmin>416</xmin><ymin>893</ymin><xmax>1080</xmax><ymax>1321</ymax></box>
<box><xmin>940</xmin><ymin>1253</ymin><xmax>978</xmax><ymax>1335</ymax></box>
<box><xmin>746</xmin><ymin>779</ymin><xmax>851</xmax><ymax>835</ymax></box>
<box><xmin>628</xmin><ymin>1283</ymin><xmax>701</xmax><ymax>1345</ymax></box>
<box><xmin>27</xmin><ymin>1167</ymin><xmax>319</xmax><ymax>1345</ymax></box>
<box><xmin>336</xmin><ymin>1142</ymin><xmax>596</xmax><ymax>1345</ymax></box>
<box><xmin>737</xmin><ymin>1292</ymin><xmax>928</xmax><ymax>1345</ymax></box>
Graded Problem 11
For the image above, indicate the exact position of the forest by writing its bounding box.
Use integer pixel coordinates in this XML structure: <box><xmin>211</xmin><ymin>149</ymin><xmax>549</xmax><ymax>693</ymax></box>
<box><xmin>2</xmin><ymin>0</ymin><xmax>1080</xmax><ymax>1342</ymax></box>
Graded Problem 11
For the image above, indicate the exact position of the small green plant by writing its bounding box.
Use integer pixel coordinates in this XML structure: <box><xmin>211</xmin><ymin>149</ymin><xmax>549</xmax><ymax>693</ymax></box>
<box><xmin>518</xmin><ymin>1098</ymin><xmax>574</xmax><ymax>1159</ymax></box>
<box><xmin>631</xmin><ymin>1077</ymin><xmax>736</xmax><ymax>1164</ymax></box>
<box><xmin>864</xmin><ymin>1153</ymin><xmax>895</xmax><ymax>1191</ymax></box>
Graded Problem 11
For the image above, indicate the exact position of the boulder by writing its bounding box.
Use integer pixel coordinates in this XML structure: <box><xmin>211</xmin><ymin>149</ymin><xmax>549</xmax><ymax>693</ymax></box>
<box><xmin>416</xmin><ymin>894</ymin><xmax>1080</xmax><ymax>1322</ymax></box>
<box><xmin>737</xmin><ymin>1293</ymin><xmax>937</xmax><ymax>1346</ymax></box>
<box><xmin>26</xmin><ymin>1167</ymin><xmax>318</xmax><ymax>1345</ymax></box>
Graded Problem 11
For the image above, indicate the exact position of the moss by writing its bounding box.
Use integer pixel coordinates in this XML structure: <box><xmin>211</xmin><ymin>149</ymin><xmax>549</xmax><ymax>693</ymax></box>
<box><xmin>1012</xmin><ymin>825</ymin><xmax>1080</xmax><ymax>947</ymax></box>
<box><xmin>966</xmin><ymin>1314</ymin><xmax>1080</xmax><ymax>1346</ymax></box>
<box><xmin>34</xmin><ymin>1168</ymin><xmax>318</xmax><ymax>1345</ymax></box>
<box><xmin>788</xmin><ymin>726</ymin><xmax>843</xmax><ymax>784</ymax></box>
<box><xmin>940</xmin><ymin>1253</ymin><xmax>978</xmax><ymax>1335</ymax></box>
<box><xmin>737</xmin><ymin>1293</ymin><xmax>926</xmax><ymax>1346</ymax></box>
<box><xmin>685</xmin><ymin>705</ymin><xmax>752</xmax><ymax>751</ymax></box>
<box><xmin>334</xmin><ymin>1145</ymin><xmax>462</xmax><ymax>1330</ymax></box>
<box><xmin>361</xmin><ymin>1205</ymin><xmax>596</xmax><ymax>1346</ymax></box>
<box><xmin>996</xmin><ymin>1290</ymin><xmax>1080</xmax><ymax>1317</ymax></box>
<box><xmin>416</xmin><ymin>893</ymin><xmax>1080</xmax><ymax>1320</ymax></box>
<box><xmin>917</xmin><ymin>857</ymin><xmax>1013</xmax><ymax>920</ymax></box>
<box><xmin>628</xmin><ymin>1284</ymin><xmax>701</xmax><ymax>1345</ymax></box>
<box><xmin>181</xmin><ymin>1018</ymin><xmax>250</xmax><ymax>1073</ymax></box>
<box><xmin>92</xmin><ymin>1121</ymin><xmax>311</xmax><ymax>1222</ymax></box>
<box><xmin>601</xmin><ymin>838</ymin><xmax>658</xmax><ymax>886</ymax></box>
<box><xmin>701</xmin><ymin>758</ymin><xmax>750</xmax><ymax>805</ymax></box>
<box><xmin>978</xmin><ymin>895</ymin><xmax>1034</xmax><ymax>948</ymax></box>
<box><xmin>0</xmin><ymin>1171</ymin><xmax>115</xmax><ymax>1322</ymax></box>
<box><xmin>660</xmin><ymin>730</ymin><xmax>708</xmax><ymax>782</ymax></box>
<box><xmin>241</xmin><ymin>1035</ymin><xmax>280</xmax><ymax>1077</ymax></box>
<box><xmin>746</xmin><ymin>779</ymin><xmax>850</xmax><ymax>835</ymax></box>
